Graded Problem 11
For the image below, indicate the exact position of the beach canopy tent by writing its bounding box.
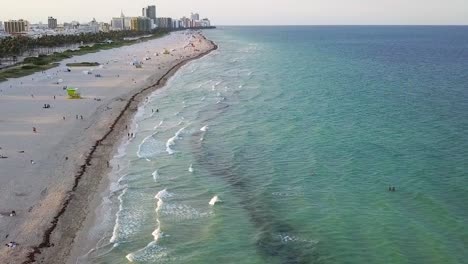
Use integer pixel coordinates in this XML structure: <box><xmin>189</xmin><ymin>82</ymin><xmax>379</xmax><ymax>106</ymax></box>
<box><xmin>67</xmin><ymin>88</ymin><xmax>81</xmax><ymax>99</ymax></box>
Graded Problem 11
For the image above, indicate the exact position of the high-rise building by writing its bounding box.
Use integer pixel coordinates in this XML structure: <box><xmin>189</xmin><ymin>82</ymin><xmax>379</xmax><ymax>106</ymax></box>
<box><xmin>111</xmin><ymin>17</ymin><xmax>124</xmax><ymax>30</ymax></box>
<box><xmin>147</xmin><ymin>5</ymin><xmax>157</xmax><ymax>22</ymax></box>
<box><xmin>156</xmin><ymin>17</ymin><xmax>172</xmax><ymax>29</ymax></box>
<box><xmin>142</xmin><ymin>5</ymin><xmax>157</xmax><ymax>24</ymax></box>
<box><xmin>48</xmin><ymin>16</ymin><xmax>57</xmax><ymax>29</ymax></box>
<box><xmin>131</xmin><ymin>17</ymin><xmax>151</xmax><ymax>32</ymax></box>
<box><xmin>4</xmin><ymin>19</ymin><xmax>29</xmax><ymax>34</ymax></box>
<box><xmin>0</xmin><ymin>21</ymin><xmax>4</xmax><ymax>31</ymax></box>
<box><xmin>123</xmin><ymin>17</ymin><xmax>132</xmax><ymax>30</ymax></box>
<box><xmin>201</xmin><ymin>18</ymin><xmax>211</xmax><ymax>27</ymax></box>
<box><xmin>191</xmin><ymin>13</ymin><xmax>200</xmax><ymax>21</ymax></box>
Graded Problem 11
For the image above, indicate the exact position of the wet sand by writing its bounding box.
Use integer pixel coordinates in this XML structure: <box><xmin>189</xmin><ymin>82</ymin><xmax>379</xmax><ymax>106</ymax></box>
<box><xmin>0</xmin><ymin>30</ymin><xmax>216</xmax><ymax>263</ymax></box>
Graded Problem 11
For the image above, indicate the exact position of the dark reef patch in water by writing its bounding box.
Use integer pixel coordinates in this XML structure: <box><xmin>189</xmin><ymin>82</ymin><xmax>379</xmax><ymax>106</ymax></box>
<box><xmin>191</xmin><ymin>131</ymin><xmax>319</xmax><ymax>264</ymax></box>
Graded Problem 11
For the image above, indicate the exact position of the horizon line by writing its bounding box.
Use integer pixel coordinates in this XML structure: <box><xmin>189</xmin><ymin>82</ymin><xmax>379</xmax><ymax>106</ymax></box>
<box><xmin>215</xmin><ymin>24</ymin><xmax>468</xmax><ymax>27</ymax></box>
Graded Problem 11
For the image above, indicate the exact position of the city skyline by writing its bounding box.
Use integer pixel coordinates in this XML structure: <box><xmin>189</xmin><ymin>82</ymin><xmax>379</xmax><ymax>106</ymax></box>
<box><xmin>1</xmin><ymin>0</ymin><xmax>468</xmax><ymax>25</ymax></box>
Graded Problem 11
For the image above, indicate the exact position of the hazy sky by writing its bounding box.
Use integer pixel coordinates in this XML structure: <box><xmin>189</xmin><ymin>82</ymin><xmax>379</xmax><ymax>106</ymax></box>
<box><xmin>1</xmin><ymin>0</ymin><xmax>468</xmax><ymax>25</ymax></box>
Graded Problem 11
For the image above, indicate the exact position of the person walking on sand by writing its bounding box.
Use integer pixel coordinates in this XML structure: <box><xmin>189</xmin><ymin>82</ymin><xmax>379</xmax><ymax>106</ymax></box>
<box><xmin>33</xmin><ymin>127</ymin><xmax>37</xmax><ymax>133</ymax></box>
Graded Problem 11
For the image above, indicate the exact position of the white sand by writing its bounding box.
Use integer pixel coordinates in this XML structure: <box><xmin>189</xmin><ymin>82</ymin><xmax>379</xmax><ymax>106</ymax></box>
<box><xmin>0</xmin><ymin>31</ymin><xmax>215</xmax><ymax>263</ymax></box>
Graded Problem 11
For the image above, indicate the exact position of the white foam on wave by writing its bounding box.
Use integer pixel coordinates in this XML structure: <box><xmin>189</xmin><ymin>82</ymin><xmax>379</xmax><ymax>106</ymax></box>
<box><xmin>277</xmin><ymin>233</ymin><xmax>320</xmax><ymax>245</ymax></box>
<box><xmin>209</xmin><ymin>195</ymin><xmax>219</xmax><ymax>206</ymax></box>
<box><xmin>153</xmin><ymin>120</ymin><xmax>163</xmax><ymax>130</ymax></box>
<box><xmin>153</xmin><ymin>189</ymin><xmax>172</xmax><ymax>242</ymax></box>
<box><xmin>113</xmin><ymin>137</ymin><xmax>130</xmax><ymax>159</ymax></box>
<box><xmin>200</xmin><ymin>125</ymin><xmax>209</xmax><ymax>132</ymax></box>
<box><xmin>166</xmin><ymin>126</ymin><xmax>186</xmax><ymax>155</ymax></box>
<box><xmin>152</xmin><ymin>170</ymin><xmax>159</xmax><ymax>182</ymax></box>
<box><xmin>161</xmin><ymin>203</ymin><xmax>212</xmax><ymax>221</ymax></box>
<box><xmin>188</xmin><ymin>164</ymin><xmax>194</xmax><ymax>173</ymax></box>
<box><xmin>137</xmin><ymin>132</ymin><xmax>159</xmax><ymax>161</ymax></box>
<box><xmin>110</xmin><ymin>187</ymin><xmax>128</xmax><ymax>243</ymax></box>
<box><xmin>125</xmin><ymin>189</ymin><xmax>172</xmax><ymax>262</ymax></box>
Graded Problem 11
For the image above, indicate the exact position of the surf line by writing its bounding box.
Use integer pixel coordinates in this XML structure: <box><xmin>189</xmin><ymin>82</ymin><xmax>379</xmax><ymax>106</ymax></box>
<box><xmin>23</xmin><ymin>39</ymin><xmax>219</xmax><ymax>264</ymax></box>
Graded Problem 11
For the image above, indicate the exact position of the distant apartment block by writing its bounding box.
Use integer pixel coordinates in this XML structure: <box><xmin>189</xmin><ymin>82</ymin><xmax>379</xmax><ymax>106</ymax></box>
<box><xmin>111</xmin><ymin>17</ymin><xmax>124</xmax><ymax>30</ymax></box>
<box><xmin>4</xmin><ymin>19</ymin><xmax>29</xmax><ymax>34</ymax></box>
<box><xmin>131</xmin><ymin>17</ymin><xmax>151</xmax><ymax>31</ymax></box>
<box><xmin>191</xmin><ymin>13</ymin><xmax>200</xmax><ymax>21</ymax></box>
<box><xmin>48</xmin><ymin>16</ymin><xmax>57</xmax><ymax>29</ymax></box>
<box><xmin>123</xmin><ymin>17</ymin><xmax>132</xmax><ymax>30</ymax></box>
<box><xmin>111</xmin><ymin>18</ymin><xmax>124</xmax><ymax>30</ymax></box>
<box><xmin>147</xmin><ymin>5</ymin><xmax>157</xmax><ymax>22</ymax></box>
<box><xmin>111</xmin><ymin>12</ymin><xmax>132</xmax><ymax>31</ymax></box>
<box><xmin>156</xmin><ymin>17</ymin><xmax>172</xmax><ymax>29</ymax></box>
<box><xmin>201</xmin><ymin>18</ymin><xmax>211</xmax><ymax>27</ymax></box>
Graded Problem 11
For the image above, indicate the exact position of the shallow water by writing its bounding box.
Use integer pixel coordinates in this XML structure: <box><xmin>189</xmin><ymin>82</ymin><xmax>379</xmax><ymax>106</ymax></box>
<box><xmin>82</xmin><ymin>26</ymin><xmax>468</xmax><ymax>264</ymax></box>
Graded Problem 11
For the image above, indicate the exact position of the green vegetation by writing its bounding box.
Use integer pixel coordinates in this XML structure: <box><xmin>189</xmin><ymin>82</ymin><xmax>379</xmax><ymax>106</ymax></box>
<box><xmin>0</xmin><ymin>29</ymin><xmax>170</xmax><ymax>82</ymax></box>
<box><xmin>0</xmin><ymin>63</ymin><xmax>59</xmax><ymax>82</ymax></box>
<box><xmin>0</xmin><ymin>29</ymin><xmax>169</xmax><ymax>58</ymax></box>
<box><xmin>66</xmin><ymin>62</ymin><xmax>100</xmax><ymax>67</ymax></box>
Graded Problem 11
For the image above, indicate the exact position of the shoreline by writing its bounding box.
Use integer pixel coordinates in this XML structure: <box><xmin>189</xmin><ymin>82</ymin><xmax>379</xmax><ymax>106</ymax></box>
<box><xmin>27</xmin><ymin>38</ymin><xmax>218</xmax><ymax>264</ymax></box>
<box><xmin>0</xmin><ymin>31</ymin><xmax>217</xmax><ymax>264</ymax></box>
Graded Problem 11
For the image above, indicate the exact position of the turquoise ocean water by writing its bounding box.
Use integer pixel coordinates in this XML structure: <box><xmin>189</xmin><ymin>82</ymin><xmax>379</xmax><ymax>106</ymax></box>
<box><xmin>83</xmin><ymin>27</ymin><xmax>468</xmax><ymax>264</ymax></box>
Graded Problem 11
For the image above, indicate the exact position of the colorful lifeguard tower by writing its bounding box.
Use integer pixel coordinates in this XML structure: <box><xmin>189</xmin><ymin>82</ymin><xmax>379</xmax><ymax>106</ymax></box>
<box><xmin>67</xmin><ymin>88</ymin><xmax>81</xmax><ymax>99</ymax></box>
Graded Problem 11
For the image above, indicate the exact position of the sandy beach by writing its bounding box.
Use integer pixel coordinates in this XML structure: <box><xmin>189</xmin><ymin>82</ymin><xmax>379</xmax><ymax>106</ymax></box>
<box><xmin>0</xmin><ymin>30</ymin><xmax>216</xmax><ymax>263</ymax></box>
